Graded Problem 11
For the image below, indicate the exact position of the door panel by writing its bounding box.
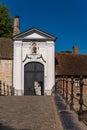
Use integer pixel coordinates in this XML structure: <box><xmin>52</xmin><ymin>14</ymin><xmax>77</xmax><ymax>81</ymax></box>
<box><xmin>24</xmin><ymin>62</ymin><xmax>44</xmax><ymax>95</ymax></box>
<box><xmin>24</xmin><ymin>72</ymin><xmax>34</xmax><ymax>95</ymax></box>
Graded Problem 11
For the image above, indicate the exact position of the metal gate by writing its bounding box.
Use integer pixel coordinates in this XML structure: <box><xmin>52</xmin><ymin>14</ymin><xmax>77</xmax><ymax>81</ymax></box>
<box><xmin>24</xmin><ymin>62</ymin><xmax>44</xmax><ymax>95</ymax></box>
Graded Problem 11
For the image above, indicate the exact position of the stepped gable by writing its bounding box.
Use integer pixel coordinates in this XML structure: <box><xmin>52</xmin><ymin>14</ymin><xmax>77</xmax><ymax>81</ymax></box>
<box><xmin>55</xmin><ymin>53</ymin><xmax>87</xmax><ymax>76</ymax></box>
<box><xmin>0</xmin><ymin>38</ymin><xmax>13</xmax><ymax>59</ymax></box>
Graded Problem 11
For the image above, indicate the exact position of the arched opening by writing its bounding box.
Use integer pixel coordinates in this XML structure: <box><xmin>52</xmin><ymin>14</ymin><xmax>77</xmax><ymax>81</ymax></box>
<box><xmin>24</xmin><ymin>62</ymin><xmax>44</xmax><ymax>95</ymax></box>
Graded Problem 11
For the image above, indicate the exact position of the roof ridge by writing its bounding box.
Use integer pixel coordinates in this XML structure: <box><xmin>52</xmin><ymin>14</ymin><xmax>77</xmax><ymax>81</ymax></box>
<box><xmin>56</xmin><ymin>52</ymin><xmax>87</xmax><ymax>56</ymax></box>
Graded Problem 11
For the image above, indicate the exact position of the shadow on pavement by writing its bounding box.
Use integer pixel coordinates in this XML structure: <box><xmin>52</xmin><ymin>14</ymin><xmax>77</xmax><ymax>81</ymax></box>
<box><xmin>54</xmin><ymin>95</ymin><xmax>83</xmax><ymax>130</ymax></box>
<box><xmin>0</xmin><ymin>123</ymin><xmax>30</xmax><ymax>130</ymax></box>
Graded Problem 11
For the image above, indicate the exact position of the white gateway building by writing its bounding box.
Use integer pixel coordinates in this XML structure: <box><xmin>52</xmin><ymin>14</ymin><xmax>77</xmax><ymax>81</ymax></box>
<box><xmin>13</xmin><ymin>17</ymin><xmax>56</xmax><ymax>96</ymax></box>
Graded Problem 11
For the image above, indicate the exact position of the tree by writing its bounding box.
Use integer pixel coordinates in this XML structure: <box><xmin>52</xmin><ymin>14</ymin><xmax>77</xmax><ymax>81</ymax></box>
<box><xmin>0</xmin><ymin>3</ymin><xmax>13</xmax><ymax>38</ymax></box>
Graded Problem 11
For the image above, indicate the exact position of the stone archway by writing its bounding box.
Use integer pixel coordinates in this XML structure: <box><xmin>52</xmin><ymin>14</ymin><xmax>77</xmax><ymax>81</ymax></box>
<box><xmin>24</xmin><ymin>62</ymin><xmax>44</xmax><ymax>95</ymax></box>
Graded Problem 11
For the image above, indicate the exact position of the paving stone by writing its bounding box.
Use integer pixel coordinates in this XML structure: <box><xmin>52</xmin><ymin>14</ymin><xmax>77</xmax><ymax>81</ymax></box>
<box><xmin>54</xmin><ymin>95</ymin><xmax>87</xmax><ymax>130</ymax></box>
<box><xmin>0</xmin><ymin>96</ymin><xmax>64</xmax><ymax>130</ymax></box>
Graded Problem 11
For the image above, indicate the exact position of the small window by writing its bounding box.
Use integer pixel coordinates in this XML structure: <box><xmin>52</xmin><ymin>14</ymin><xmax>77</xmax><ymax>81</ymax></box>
<box><xmin>75</xmin><ymin>79</ymin><xmax>80</xmax><ymax>87</ymax></box>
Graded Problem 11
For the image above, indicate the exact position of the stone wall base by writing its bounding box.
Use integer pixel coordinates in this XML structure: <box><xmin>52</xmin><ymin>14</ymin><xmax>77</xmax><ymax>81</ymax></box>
<box><xmin>14</xmin><ymin>89</ymin><xmax>52</xmax><ymax>96</ymax></box>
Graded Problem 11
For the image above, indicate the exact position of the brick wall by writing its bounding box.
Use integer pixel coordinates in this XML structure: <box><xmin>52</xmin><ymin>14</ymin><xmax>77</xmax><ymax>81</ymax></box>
<box><xmin>56</xmin><ymin>77</ymin><xmax>87</xmax><ymax>111</ymax></box>
<box><xmin>0</xmin><ymin>60</ymin><xmax>13</xmax><ymax>86</ymax></box>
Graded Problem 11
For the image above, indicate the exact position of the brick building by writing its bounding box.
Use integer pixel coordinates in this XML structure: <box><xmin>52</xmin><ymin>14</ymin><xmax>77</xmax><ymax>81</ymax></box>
<box><xmin>0</xmin><ymin>38</ymin><xmax>13</xmax><ymax>86</ymax></box>
<box><xmin>55</xmin><ymin>52</ymin><xmax>87</xmax><ymax>109</ymax></box>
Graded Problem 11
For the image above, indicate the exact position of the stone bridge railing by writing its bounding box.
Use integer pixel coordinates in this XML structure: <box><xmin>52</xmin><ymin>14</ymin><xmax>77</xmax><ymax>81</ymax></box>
<box><xmin>55</xmin><ymin>76</ymin><xmax>87</xmax><ymax>124</ymax></box>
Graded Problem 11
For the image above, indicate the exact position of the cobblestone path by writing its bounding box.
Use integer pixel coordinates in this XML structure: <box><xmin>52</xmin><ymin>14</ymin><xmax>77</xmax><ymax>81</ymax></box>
<box><xmin>54</xmin><ymin>95</ymin><xmax>87</xmax><ymax>130</ymax></box>
<box><xmin>0</xmin><ymin>96</ymin><xmax>63</xmax><ymax>130</ymax></box>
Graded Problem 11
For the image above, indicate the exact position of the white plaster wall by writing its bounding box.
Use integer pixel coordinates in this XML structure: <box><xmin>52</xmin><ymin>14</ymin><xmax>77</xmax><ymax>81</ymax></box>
<box><xmin>13</xmin><ymin>40</ymin><xmax>55</xmax><ymax>95</ymax></box>
<box><xmin>25</xmin><ymin>33</ymin><xmax>46</xmax><ymax>39</ymax></box>
<box><xmin>13</xmin><ymin>41</ymin><xmax>22</xmax><ymax>95</ymax></box>
<box><xmin>45</xmin><ymin>41</ymin><xmax>55</xmax><ymax>95</ymax></box>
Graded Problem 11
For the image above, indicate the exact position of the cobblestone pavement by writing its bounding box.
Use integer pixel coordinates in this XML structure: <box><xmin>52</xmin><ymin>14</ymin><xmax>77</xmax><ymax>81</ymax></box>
<box><xmin>0</xmin><ymin>96</ymin><xmax>63</xmax><ymax>130</ymax></box>
<box><xmin>54</xmin><ymin>95</ymin><xmax>87</xmax><ymax>130</ymax></box>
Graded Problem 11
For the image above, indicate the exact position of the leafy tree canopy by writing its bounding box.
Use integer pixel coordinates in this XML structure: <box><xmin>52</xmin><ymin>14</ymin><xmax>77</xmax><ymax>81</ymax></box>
<box><xmin>0</xmin><ymin>3</ymin><xmax>13</xmax><ymax>38</ymax></box>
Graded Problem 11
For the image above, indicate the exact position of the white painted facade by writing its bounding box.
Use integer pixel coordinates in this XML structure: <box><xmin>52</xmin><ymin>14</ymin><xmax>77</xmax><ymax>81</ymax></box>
<box><xmin>13</xmin><ymin>28</ymin><xmax>56</xmax><ymax>95</ymax></box>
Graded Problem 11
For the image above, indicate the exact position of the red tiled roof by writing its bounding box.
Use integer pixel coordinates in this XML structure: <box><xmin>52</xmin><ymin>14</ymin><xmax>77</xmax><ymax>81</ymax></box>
<box><xmin>55</xmin><ymin>53</ymin><xmax>87</xmax><ymax>76</ymax></box>
<box><xmin>0</xmin><ymin>38</ymin><xmax>13</xmax><ymax>59</ymax></box>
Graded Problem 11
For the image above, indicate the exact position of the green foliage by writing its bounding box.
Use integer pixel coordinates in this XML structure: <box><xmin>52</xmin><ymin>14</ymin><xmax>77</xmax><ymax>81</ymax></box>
<box><xmin>0</xmin><ymin>3</ymin><xmax>13</xmax><ymax>38</ymax></box>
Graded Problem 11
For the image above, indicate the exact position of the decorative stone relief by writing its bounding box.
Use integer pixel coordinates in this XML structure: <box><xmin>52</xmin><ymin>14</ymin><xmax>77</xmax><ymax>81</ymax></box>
<box><xmin>23</xmin><ymin>42</ymin><xmax>46</xmax><ymax>63</ymax></box>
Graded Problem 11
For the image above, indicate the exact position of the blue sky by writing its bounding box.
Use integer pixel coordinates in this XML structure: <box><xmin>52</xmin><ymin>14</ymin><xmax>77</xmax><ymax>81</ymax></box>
<box><xmin>0</xmin><ymin>0</ymin><xmax>87</xmax><ymax>53</ymax></box>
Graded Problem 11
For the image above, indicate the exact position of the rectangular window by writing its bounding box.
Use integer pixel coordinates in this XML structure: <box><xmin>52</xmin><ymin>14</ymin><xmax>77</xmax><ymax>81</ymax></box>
<box><xmin>75</xmin><ymin>79</ymin><xmax>80</xmax><ymax>87</ymax></box>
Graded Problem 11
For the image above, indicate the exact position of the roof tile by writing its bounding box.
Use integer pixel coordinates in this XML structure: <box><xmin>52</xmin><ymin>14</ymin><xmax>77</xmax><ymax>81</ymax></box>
<box><xmin>55</xmin><ymin>53</ymin><xmax>87</xmax><ymax>76</ymax></box>
<box><xmin>0</xmin><ymin>38</ymin><xmax>13</xmax><ymax>59</ymax></box>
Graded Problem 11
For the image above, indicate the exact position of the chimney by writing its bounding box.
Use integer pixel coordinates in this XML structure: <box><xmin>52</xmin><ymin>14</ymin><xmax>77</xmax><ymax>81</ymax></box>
<box><xmin>13</xmin><ymin>16</ymin><xmax>20</xmax><ymax>36</ymax></box>
<box><xmin>73</xmin><ymin>46</ymin><xmax>78</xmax><ymax>54</ymax></box>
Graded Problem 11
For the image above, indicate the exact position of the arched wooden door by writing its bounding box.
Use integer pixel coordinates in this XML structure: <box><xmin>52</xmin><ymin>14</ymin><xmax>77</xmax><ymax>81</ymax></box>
<box><xmin>24</xmin><ymin>62</ymin><xmax>44</xmax><ymax>95</ymax></box>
